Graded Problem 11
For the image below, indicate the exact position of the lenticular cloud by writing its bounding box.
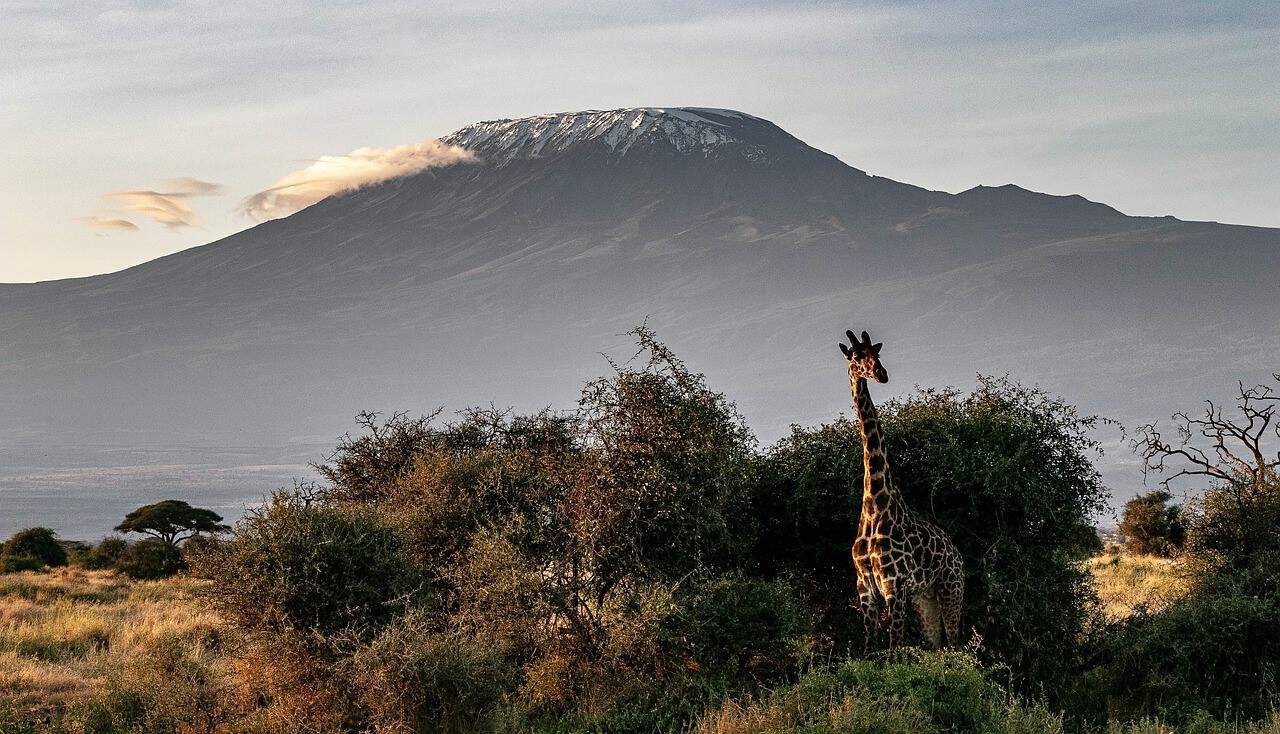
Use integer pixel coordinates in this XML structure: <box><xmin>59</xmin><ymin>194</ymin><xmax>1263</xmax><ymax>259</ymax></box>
<box><xmin>240</xmin><ymin>139</ymin><xmax>477</xmax><ymax>221</ymax></box>
<box><xmin>102</xmin><ymin>178</ymin><xmax>224</xmax><ymax>230</ymax></box>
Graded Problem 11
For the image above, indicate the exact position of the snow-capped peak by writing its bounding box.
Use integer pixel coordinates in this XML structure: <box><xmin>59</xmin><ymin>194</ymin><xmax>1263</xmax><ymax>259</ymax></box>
<box><xmin>441</xmin><ymin>108</ymin><xmax>769</xmax><ymax>166</ymax></box>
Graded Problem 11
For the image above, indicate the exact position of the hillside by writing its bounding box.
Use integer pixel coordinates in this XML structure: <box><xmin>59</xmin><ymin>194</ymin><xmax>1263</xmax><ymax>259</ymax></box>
<box><xmin>1</xmin><ymin>108</ymin><xmax>1277</xmax><ymax>522</ymax></box>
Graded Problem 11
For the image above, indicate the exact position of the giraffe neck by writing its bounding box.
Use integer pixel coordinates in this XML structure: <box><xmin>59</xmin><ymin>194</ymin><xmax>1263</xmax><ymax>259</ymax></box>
<box><xmin>852</xmin><ymin>377</ymin><xmax>898</xmax><ymax>519</ymax></box>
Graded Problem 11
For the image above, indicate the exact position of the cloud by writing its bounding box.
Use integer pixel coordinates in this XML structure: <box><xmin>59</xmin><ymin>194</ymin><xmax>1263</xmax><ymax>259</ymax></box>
<box><xmin>104</xmin><ymin>178</ymin><xmax>223</xmax><ymax>229</ymax></box>
<box><xmin>240</xmin><ymin>139</ymin><xmax>476</xmax><ymax>221</ymax></box>
<box><xmin>77</xmin><ymin>216</ymin><xmax>139</xmax><ymax>232</ymax></box>
<box><xmin>162</xmin><ymin>177</ymin><xmax>225</xmax><ymax>196</ymax></box>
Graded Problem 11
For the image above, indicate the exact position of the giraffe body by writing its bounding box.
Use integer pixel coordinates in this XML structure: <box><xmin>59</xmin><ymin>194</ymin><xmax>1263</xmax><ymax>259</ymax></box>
<box><xmin>840</xmin><ymin>330</ymin><xmax>964</xmax><ymax>650</ymax></box>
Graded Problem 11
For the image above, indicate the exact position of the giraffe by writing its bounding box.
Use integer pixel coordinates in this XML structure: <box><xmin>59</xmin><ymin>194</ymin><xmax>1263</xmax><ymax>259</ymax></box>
<box><xmin>840</xmin><ymin>329</ymin><xmax>964</xmax><ymax>650</ymax></box>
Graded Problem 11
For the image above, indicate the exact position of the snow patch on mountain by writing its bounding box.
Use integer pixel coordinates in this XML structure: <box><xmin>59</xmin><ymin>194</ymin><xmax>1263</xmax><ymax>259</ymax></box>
<box><xmin>442</xmin><ymin>108</ymin><xmax>766</xmax><ymax>165</ymax></box>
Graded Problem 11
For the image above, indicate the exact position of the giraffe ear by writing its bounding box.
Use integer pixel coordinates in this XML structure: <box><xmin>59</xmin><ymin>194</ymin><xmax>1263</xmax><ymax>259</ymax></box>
<box><xmin>872</xmin><ymin>342</ymin><xmax>882</xmax><ymax>355</ymax></box>
<box><xmin>839</xmin><ymin>343</ymin><xmax>851</xmax><ymax>358</ymax></box>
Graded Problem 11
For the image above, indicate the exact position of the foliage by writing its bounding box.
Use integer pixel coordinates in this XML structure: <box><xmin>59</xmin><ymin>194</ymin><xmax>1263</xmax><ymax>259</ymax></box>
<box><xmin>0</xmin><ymin>553</ymin><xmax>46</xmax><ymax>573</ymax></box>
<box><xmin>692</xmin><ymin>650</ymin><xmax>1064</xmax><ymax>734</ymax></box>
<box><xmin>753</xmin><ymin>376</ymin><xmax>1110</xmax><ymax>691</ymax></box>
<box><xmin>1182</xmin><ymin>475</ymin><xmax>1280</xmax><ymax>579</ymax></box>
<box><xmin>70</xmin><ymin>536</ymin><xmax>128</xmax><ymax>571</ymax></box>
<box><xmin>316</xmin><ymin>409</ymin><xmax>449</xmax><ymax>503</ymax></box>
<box><xmin>1083</xmin><ymin>571</ymin><xmax>1280</xmax><ymax>723</ymax></box>
<box><xmin>574</xmin><ymin>325</ymin><xmax>757</xmax><ymax>586</ymax></box>
<box><xmin>348</xmin><ymin>611</ymin><xmax>518</xmax><ymax>734</ymax></box>
<box><xmin>194</xmin><ymin>490</ymin><xmax>423</xmax><ymax>644</ymax></box>
<box><xmin>1119</xmin><ymin>490</ymin><xmax>1185</xmax><ymax>557</ymax></box>
<box><xmin>2</xmin><ymin>528</ymin><xmax>68</xmax><ymax>569</ymax></box>
<box><xmin>671</xmin><ymin>575</ymin><xmax>815</xmax><ymax>683</ymax></box>
<box><xmin>115</xmin><ymin>539</ymin><xmax>186</xmax><ymax>580</ymax></box>
<box><xmin>751</xmin><ymin>418</ymin><xmax>864</xmax><ymax>636</ymax></box>
<box><xmin>114</xmin><ymin>500</ymin><xmax>229</xmax><ymax>548</ymax></box>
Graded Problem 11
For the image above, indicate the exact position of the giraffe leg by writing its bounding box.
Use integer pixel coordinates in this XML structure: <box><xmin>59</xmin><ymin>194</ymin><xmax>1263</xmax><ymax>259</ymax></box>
<box><xmin>855</xmin><ymin>571</ymin><xmax>880</xmax><ymax>654</ymax></box>
<box><xmin>939</xmin><ymin>567</ymin><xmax>964</xmax><ymax>647</ymax></box>
<box><xmin>912</xmin><ymin>591</ymin><xmax>943</xmax><ymax>649</ymax></box>
<box><xmin>878</xmin><ymin>578</ymin><xmax>905</xmax><ymax>649</ymax></box>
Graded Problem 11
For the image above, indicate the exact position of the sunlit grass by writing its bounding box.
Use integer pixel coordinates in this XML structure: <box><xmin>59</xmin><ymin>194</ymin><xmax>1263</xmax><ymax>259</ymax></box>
<box><xmin>1087</xmin><ymin>552</ymin><xmax>1190</xmax><ymax>621</ymax></box>
<box><xmin>0</xmin><ymin>568</ymin><xmax>221</xmax><ymax>719</ymax></box>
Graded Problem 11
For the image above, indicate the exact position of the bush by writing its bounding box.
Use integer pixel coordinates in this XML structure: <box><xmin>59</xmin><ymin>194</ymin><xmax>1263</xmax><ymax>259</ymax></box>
<box><xmin>575</xmin><ymin>326</ymin><xmax>757</xmax><ymax>585</ymax></box>
<box><xmin>671</xmin><ymin>576</ymin><xmax>814</xmax><ymax>682</ymax></box>
<box><xmin>752</xmin><ymin>418</ymin><xmax>864</xmax><ymax>635</ymax></box>
<box><xmin>1084</xmin><ymin>574</ymin><xmax>1280</xmax><ymax>722</ymax></box>
<box><xmin>1120</xmin><ymin>490</ymin><xmax>1185</xmax><ymax>557</ymax></box>
<box><xmin>116</xmin><ymin>539</ymin><xmax>186</xmax><ymax>580</ymax></box>
<box><xmin>2</xmin><ymin>527</ymin><xmax>68</xmax><ymax>568</ymax></box>
<box><xmin>0</xmin><ymin>553</ymin><xmax>45</xmax><ymax>573</ymax></box>
<box><xmin>75</xmin><ymin>536</ymin><xmax>129</xmax><ymax>570</ymax></box>
<box><xmin>692</xmin><ymin>650</ymin><xmax>1064</xmax><ymax>734</ymax></box>
<box><xmin>196</xmin><ymin>490</ymin><xmax>423</xmax><ymax>644</ymax></box>
<box><xmin>317</xmin><ymin>409</ymin><xmax>446</xmax><ymax>503</ymax></box>
<box><xmin>349</xmin><ymin>612</ymin><xmax>517</xmax><ymax>734</ymax></box>
<box><xmin>1183</xmin><ymin>476</ymin><xmax>1280</xmax><ymax>579</ymax></box>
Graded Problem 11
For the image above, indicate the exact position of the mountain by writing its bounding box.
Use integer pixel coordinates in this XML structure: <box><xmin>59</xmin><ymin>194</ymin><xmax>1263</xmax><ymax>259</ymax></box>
<box><xmin>2</xmin><ymin>108</ymin><xmax>1277</xmax><ymax>524</ymax></box>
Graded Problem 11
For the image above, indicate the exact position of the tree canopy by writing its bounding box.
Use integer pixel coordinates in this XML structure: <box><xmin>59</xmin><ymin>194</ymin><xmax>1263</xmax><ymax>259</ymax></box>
<box><xmin>115</xmin><ymin>500</ymin><xmax>229</xmax><ymax>547</ymax></box>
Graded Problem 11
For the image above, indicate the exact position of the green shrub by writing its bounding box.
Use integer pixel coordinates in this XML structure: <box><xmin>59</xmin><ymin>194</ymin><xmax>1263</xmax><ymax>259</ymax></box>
<box><xmin>575</xmin><ymin>326</ymin><xmax>758</xmax><ymax>585</ymax></box>
<box><xmin>2</xmin><ymin>527</ymin><xmax>68</xmax><ymax>568</ymax></box>
<box><xmin>1085</xmin><ymin>574</ymin><xmax>1280</xmax><ymax>722</ymax></box>
<box><xmin>751</xmin><ymin>418</ymin><xmax>864</xmax><ymax>636</ymax></box>
<box><xmin>692</xmin><ymin>650</ymin><xmax>1064</xmax><ymax>734</ymax></box>
<box><xmin>1120</xmin><ymin>490</ymin><xmax>1185</xmax><ymax>557</ymax></box>
<box><xmin>671</xmin><ymin>576</ymin><xmax>814</xmax><ymax>682</ymax></box>
<box><xmin>1183</xmin><ymin>476</ymin><xmax>1280</xmax><ymax>579</ymax></box>
<box><xmin>74</xmin><ymin>536</ymin><xmax>129</xmax><ymax>571</ymax></box>
<box><xmin>115</xmin><ymin>539</ymin><xmax>185</xmax><ymax>580</ymax></box>
<box><xmin>195</xmin><ymin>490</ymin><xmax>423</xmax><ymax>644</ymax></box>
<box><xmin>349</xmin><ymin>612</ymin><xmax>517</xmax><ymax>734</ymax></box>
<box><xmin>0</xmin><ymin>553</ymin><xmax>45</xmax><ymax>573</ymax></box>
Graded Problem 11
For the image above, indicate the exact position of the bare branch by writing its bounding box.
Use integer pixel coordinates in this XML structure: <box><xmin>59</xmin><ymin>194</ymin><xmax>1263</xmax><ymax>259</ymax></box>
<box><xmin>1133</xmin><ymin>373</ymin><xmax>1280</xmax><ymax>492</ymax></box>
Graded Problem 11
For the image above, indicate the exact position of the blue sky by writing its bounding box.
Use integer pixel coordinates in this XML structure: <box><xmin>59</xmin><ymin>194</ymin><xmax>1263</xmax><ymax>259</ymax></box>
<box><xmin>2</xmin><ymin>0</ymin><xmax>1277</xmax><ymax>281</ymax></box>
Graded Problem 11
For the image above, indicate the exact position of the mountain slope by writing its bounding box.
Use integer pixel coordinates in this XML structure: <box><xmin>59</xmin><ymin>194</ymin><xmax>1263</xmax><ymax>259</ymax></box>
<box><xmin>1</xmin><ymin>108</ymin><xmax>1276</xmax><ymax>507</ymax></box>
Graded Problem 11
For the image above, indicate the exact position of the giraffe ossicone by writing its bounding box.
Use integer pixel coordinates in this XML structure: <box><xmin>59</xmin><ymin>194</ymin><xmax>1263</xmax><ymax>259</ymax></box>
<box><xmin>840</xmin><ymin>328</ymin><xmax>965</xmax><ymax>650</ymax></box>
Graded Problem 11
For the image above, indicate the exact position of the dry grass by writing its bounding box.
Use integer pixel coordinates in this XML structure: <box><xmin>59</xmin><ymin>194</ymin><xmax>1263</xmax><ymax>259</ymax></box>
<box><xmin>1087</xmin><ymin>553</ymin><xmax>1190</xmax><ymax>621</ymax></box>
<box><xmin>0</xmin><ymin>567</ymin><xmax>223</xmax><ymax>720</ymax></box>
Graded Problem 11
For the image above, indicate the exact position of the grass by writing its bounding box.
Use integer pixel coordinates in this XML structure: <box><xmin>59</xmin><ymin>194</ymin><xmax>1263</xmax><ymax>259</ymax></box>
<box><xmin>0</xmin><ymin>567</ymin><xmax>222</xmax><ymax>723</ymax></box>
<box><xmin>1087</xmin><ymin>553</ymin><xmax>1190</xmax><ymax>621</ymax></box>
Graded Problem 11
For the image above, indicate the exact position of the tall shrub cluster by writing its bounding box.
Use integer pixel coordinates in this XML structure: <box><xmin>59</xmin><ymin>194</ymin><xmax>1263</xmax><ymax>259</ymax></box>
<box><xmin>196</xmin><ymin>330</ymin><xmax>1110</xmax><ymax>732</ymax></box>
<box><xmin>753</xmin><ymin>378</ymin><xmax>1109</xmax><ymax>692</ymax></box>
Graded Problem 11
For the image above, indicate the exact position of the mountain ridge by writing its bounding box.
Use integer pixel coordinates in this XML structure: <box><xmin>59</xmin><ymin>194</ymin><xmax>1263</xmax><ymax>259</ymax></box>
<box><xmin>1</xmin><ymin>107</ymin><xmax>1276</xmax><ymax>520</ymax></box>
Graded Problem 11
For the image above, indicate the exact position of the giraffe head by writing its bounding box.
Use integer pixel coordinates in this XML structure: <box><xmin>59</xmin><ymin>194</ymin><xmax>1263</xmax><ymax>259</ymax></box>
<box><xmin>839</xmin><ymin>329</ymin><xmax>888</xmax><ymax>384</ymax></box>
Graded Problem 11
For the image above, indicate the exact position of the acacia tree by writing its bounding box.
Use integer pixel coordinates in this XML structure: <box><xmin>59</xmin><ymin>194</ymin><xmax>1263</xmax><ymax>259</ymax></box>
<box><xmin>115</xmin><ymin>500</ymin><xmax>230</xmax><ymax>548</ymax></box>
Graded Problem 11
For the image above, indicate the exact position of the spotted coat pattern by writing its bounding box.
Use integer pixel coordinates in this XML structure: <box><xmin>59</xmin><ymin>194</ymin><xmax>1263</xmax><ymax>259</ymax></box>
<box><xmin>841</xmin><ymin>330</ymin><xmax>964</xmax><ymax>650</ymax></box>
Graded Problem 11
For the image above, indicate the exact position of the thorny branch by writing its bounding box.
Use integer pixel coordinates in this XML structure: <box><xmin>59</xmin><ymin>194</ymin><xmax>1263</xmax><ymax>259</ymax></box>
<box><xmin>1134</xmin><ymin>373</ymin><xmax>1280</xmax><ymax>492</ymax></box>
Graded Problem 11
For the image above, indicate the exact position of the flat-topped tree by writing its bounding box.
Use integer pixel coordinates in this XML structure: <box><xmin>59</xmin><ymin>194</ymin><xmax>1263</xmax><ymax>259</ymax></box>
<box><xmin>115</xmin><ymin>500</ymin><xmax>230</xmax><ymax>548</ymax></box>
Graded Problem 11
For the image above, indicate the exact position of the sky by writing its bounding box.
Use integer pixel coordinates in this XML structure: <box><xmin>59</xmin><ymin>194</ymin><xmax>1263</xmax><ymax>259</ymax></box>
<box><xmin>2</xmin><ymin>0</ymin><xmax>1277</xmax><ymax>283</ymax></box>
